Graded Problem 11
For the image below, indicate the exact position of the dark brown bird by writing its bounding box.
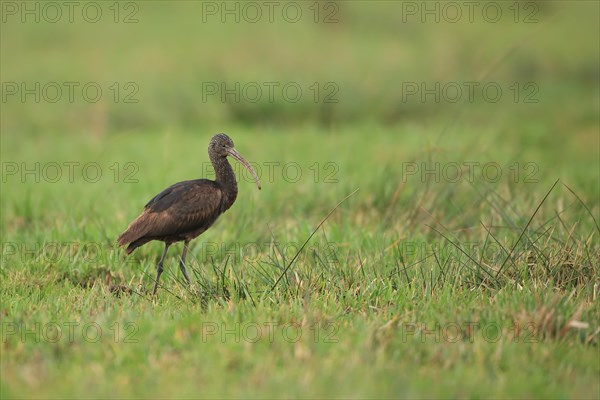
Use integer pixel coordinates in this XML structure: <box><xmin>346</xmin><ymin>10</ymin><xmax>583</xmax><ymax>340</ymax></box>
<box><xmin>117</xmin><ymin>133</ymin><xmax>261</xmax><ymax>295</ymax></box>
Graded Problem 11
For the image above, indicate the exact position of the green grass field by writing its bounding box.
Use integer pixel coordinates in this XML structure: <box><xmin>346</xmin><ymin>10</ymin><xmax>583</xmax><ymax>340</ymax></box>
<box><xmin>1</xmin><ymin>1</ymin><xmax>599</xmax><ymax>399</ymax></box>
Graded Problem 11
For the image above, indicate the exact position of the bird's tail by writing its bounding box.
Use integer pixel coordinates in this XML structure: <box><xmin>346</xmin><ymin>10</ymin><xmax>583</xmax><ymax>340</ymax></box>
<box><xmin>117</xmin><ymin>213</ymin><xmax>150</xmax><ymax>254</ymax></box>
<box><xmin>120</xmin><ymin>237</ymin><xmax>151</xmax><ymax>255</ymax></box>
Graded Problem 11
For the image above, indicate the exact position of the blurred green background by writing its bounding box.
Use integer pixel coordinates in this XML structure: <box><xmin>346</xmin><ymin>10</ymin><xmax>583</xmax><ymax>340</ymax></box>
<box><xmin>1</xmin><ymin>1</ymin><xmax>598</xmax><ymax>132</ymax></box>
<box><xmin>2</xmin><ymin>0</ymin><xmax>598</xmax><ymax>227</ymax></box>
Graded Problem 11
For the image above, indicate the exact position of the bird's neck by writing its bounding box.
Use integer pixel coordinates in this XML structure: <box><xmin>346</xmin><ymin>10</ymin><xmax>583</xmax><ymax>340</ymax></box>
<box><xmin>211</xmin><ymin>154</ymin><xmax>238</xmax><ymax>210</ymax></box>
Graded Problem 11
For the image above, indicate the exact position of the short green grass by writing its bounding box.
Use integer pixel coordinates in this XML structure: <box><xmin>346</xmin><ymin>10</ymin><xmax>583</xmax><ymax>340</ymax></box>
<box><xmin>2</xmin><ymin>125</ymin><xmax>598</xmax><ymax>398</ymax></box>
<box><xmin>1</xmin><ymin>1</ymin><xmax>599</xmax><ymax>399</ymax></box>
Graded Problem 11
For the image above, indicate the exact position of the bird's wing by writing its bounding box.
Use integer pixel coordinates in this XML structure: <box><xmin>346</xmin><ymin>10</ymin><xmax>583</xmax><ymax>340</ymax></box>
<box><xmin>138</xmin><ymin>179</ymin><xmax>224</xmax><ymax>237</ymax></box>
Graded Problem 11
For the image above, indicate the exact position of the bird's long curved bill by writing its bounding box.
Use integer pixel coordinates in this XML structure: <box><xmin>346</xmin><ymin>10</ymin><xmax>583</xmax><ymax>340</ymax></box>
<box><xmin>227</xmin><ymin>148</ymin><xmax>262</xmax><ymax>190</ymax></box>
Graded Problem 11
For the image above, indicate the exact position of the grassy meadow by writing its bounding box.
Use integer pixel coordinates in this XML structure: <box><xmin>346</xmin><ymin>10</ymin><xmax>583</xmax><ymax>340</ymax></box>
<box><xmin>1</xmin><ymin>1</ymin><xmax>599</xmax><ymax>398</ymax></box>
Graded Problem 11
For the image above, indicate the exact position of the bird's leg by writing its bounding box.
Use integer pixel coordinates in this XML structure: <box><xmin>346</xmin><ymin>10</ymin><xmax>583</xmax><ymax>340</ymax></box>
<box><xmin>152</xmin><ymin>243</ymin><xmax>170</xmax><ymax>296</ymax></box>
<box><xmin>179</xmin><ymin>240</ymin><xmax>191</xmax><ymax>284</ymax></box>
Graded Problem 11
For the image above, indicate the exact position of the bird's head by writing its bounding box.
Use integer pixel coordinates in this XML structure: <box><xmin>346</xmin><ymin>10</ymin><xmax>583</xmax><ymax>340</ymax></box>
<box><xmin>210</xmin><ymin>133</ymin><xmax>261</xmax><ymax>190</ymax></box>
<box><xmin>209</xmin><ymin>133</ymin><xmax>235</xmax><ymax>157</ymax></box>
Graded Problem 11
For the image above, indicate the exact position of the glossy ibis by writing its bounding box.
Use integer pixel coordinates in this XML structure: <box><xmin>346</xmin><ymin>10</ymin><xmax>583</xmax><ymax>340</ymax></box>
<box><xmin>117</xmin><ymin>133</ymin><xmax>261</xmax><ymax>295</ymax></box>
